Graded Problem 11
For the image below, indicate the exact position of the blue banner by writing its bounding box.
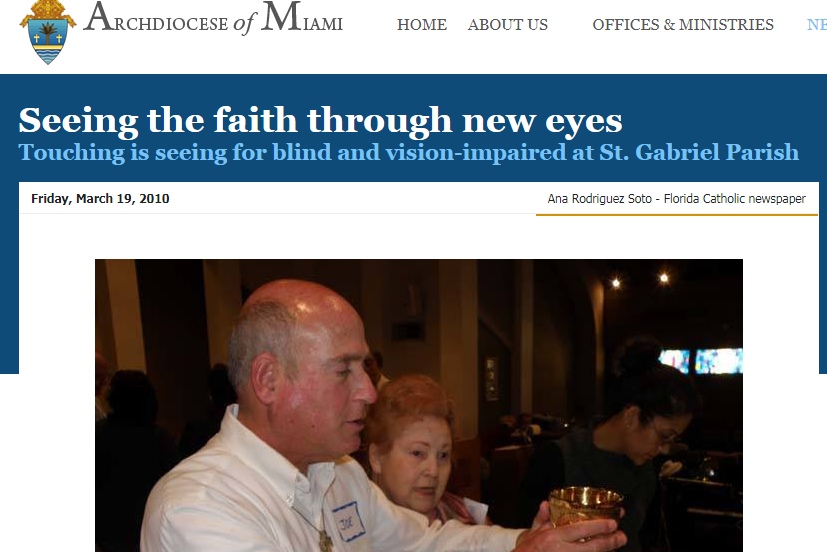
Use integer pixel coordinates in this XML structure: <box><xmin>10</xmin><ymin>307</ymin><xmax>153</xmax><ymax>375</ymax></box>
<box><xmin>3</xmin><ymin>74</ymin><xmax>824</xmax><ymax>374</ymax></box>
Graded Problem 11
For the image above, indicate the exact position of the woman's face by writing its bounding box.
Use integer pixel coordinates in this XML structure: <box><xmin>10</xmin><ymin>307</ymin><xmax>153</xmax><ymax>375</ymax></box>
<box><xmin>624</xmin><ymin>408</ymin><xmax>692</xmax><ymax>465</ymax></box>
<box><xmin>369</xmin><ymin>416</ymin><xmax>452</xmax><ymax>515</ymax></box>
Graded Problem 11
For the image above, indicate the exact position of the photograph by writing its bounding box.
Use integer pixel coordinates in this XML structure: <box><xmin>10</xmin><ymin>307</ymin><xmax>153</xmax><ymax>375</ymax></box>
<box><xmin>95</xmin><ymin>259</ymin><xmax>743</xmax><ymax>552</ymax></box>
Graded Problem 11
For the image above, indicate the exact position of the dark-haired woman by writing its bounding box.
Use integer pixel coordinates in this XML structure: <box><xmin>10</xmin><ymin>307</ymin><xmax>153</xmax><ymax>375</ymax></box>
<box><xmin>518</xmin><ymin>338</ymin><xmax>700</xmax><ymax>552</ymax></box>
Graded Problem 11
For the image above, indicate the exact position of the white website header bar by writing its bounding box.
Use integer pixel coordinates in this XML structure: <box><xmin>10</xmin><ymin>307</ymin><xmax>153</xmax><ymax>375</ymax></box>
<box><xmin>3</xmin><ymin>1</ymin><xmax>825</xmax><ymax>74</ymax></box>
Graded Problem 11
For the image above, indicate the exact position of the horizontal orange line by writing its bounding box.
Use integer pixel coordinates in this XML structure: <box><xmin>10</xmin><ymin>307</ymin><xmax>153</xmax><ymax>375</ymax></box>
<box><xmin>535</xmin><ymin>213</ymin><xmax>818</xmax><ymax>217</ymax></box>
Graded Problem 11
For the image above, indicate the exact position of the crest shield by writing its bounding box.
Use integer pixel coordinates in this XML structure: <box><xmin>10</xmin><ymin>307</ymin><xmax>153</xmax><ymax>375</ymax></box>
<box><xmin>28</xmin><ymin>19</ymin><xmax>68</xmax><ymax>65</ymax></box>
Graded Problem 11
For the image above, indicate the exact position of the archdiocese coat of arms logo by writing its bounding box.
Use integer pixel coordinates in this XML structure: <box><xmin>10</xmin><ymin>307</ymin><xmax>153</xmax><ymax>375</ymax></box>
<box><xmin>20</xmin><ymin>1</ymin><xmax>76</xmax><ymax>65</ymax></box>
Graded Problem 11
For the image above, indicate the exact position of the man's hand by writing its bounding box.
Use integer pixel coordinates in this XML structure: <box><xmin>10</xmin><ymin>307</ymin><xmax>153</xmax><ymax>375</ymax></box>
<box><xmin>515</xmin><ymin>502</ymin><xmax>626</xmax><ymax>552</ymax></box>
<box><xmin>514</xmin><ymin>519</ymin><xmax>626</xmax><ymax>552</ymax></box>
<box><xmin>528</xmin><ymin>501</ymin><xmax>551</xmax><ymax>530</ymax></box>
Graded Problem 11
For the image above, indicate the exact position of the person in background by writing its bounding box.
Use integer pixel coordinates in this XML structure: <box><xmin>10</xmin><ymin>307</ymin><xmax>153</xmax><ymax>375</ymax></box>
<box><xmin>365</xmin><ymin>374</ymin><xmax>490</xmax><ymax>526</ymax></box>
<box><xmin>514</xmin><ymin>413</ymin><xmax>536</xmax><ymax>445</ymax></box>
<box><xmin>97</xmin><ymin>370</ymin><xmax>178</xmax><ymax>552</ymax></box>
<box><xmin>141</xmin><ymin>279</ymin><xmax>626</xmax><ymax>552</ymax></box>
<box><xmin>178</xmin><ymin>363</ymin><xmax>238</xmax><ymax>458</ymax></box>
<box><xmin>518</xmin><ymin>337</ymin><xmax>700</xmax><ymax>552</ymax></box>
<box><xmin>96</xmin><ymin>351</ymin><xmax>110</xmax><ymax>421</ymax></box>
<box><xmin>364</xmin><ymin>350</ymin><xmax>390</xmax><ymax>390</ymax></box>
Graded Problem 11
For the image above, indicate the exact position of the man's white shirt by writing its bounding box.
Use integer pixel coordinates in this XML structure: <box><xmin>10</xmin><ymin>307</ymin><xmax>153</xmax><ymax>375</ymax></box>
<box><xmin>141</xmin><ymin>405</ymin><xmax>522</xmax><ymax>552</ymax></box>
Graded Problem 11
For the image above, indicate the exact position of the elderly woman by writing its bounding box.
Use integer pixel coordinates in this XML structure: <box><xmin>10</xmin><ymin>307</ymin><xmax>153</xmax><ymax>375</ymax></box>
<box><xmin>364</xmin><ymin>374</ymin><xmax>490</xmax><ymax>525</ymax></box>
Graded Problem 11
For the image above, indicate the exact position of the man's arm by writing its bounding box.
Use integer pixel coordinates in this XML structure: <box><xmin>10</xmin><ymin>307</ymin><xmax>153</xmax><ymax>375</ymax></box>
<box><xmin>365</xmin><ymin>473</ymin><xmax>625</xmax><ymax>552</ymax></box>
<box><xmin>365</xmin><ymin>476</ymin><xmax>522</xmax><ymax>552</ymax></box>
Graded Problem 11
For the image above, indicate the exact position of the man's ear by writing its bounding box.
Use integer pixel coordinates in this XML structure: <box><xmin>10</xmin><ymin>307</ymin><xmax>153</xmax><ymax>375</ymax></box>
<box><xmin>368</xmin><ymin>443</ymin><xmax>383</xmax><ymax>476</ymax></box>
<box><xmin>622</xmin><ymin>405</ymin><xmax>641</xmax><ymax>430</ymax></box>
<box><xmin>249</xmin><ymin>352</ymin><xmax>283</xmax><ymax>405</ymax></box>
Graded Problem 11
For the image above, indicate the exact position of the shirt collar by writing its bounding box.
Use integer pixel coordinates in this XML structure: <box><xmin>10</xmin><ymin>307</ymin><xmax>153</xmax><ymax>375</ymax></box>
<box><xmin>219</xmin><ymin>405</ymin><xmax>336</xmax><ymax>520</ymax></box>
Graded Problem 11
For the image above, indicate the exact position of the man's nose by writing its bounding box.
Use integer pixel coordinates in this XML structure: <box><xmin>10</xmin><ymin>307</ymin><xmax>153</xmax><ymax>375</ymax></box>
<box><xmin>355</xmin><ymin>366</ymin><xmax>377</xmax><ymax>404</ymax></box>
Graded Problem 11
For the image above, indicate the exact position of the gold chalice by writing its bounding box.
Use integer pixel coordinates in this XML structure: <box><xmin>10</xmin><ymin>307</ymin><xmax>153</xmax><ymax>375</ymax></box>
<box><xmin>548</xmin><ymin>487</ymin><xmax>623</xmax><ymax>528</ymax></box>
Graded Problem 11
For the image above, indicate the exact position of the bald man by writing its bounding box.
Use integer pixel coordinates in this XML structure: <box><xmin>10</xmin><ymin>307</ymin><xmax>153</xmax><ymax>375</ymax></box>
<box><xmin>141</xmin><ymin>280</ymin><xmax>625</xmax><ymax>552</ymax></box>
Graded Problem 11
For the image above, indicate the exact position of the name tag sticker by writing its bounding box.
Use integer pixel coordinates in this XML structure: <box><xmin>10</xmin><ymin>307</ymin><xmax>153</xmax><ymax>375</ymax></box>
<box><xmin>332</xmin><ymin>501</ymin><xmax>366</xmax><ymax>542</ymax></box>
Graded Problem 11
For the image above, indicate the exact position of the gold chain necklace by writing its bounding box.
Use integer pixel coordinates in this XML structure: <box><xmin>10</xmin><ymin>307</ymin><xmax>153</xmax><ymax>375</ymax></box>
<box><xmin>293</xmin><ymin>506</ymin><xmax>334</xmax><ymax>552</ymax></box>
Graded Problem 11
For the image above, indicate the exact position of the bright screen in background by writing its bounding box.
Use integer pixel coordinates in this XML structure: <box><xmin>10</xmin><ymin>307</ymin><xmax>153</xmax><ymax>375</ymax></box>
<box><xmin>695</xmin><ymin>348</ymin><xmax>744</xmax><ymax>374</ymax></box>
<box><xmin>659</xmin><ymin>349</ymin><xmax>691</xmax><ymax>374</ymax></box>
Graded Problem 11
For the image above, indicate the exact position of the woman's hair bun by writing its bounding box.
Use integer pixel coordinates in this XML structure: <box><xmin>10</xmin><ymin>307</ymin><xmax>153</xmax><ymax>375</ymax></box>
<box><xmin>613</xmin><ymin>336</ymin><xmax>663</xmax><ymax>378</ymax></box>
<box><xmin>605</xmin><ymin>336</ymin><xmax>700</xmax><ymax>422</ymax></box>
